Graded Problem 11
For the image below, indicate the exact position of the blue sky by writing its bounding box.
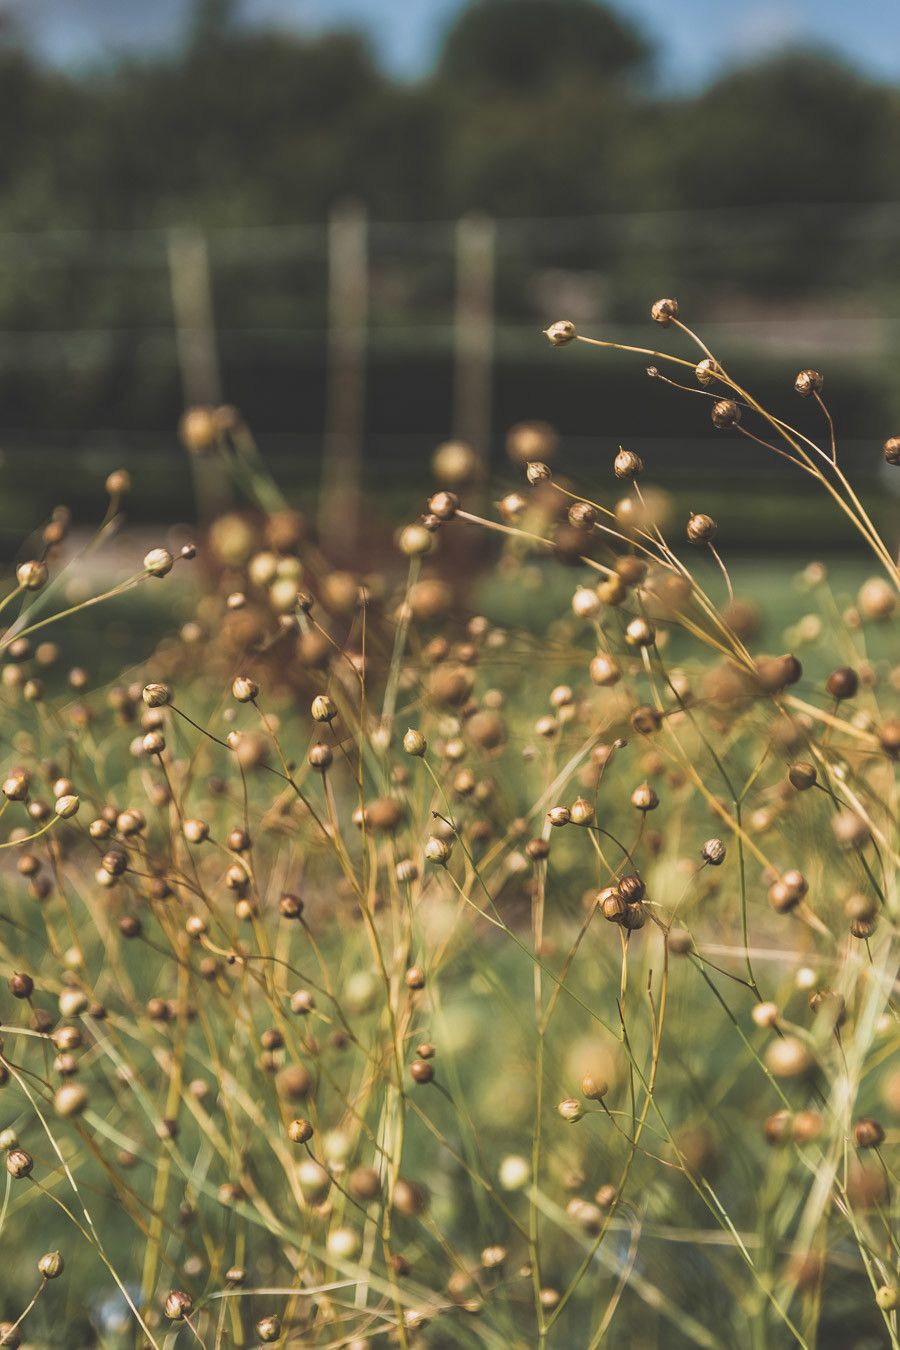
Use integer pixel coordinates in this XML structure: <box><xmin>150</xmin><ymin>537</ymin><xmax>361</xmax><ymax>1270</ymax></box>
<box><xmin>5</xmin><ymin>0</ymin><xmax>900</xmax><ymax>87</ymax></box>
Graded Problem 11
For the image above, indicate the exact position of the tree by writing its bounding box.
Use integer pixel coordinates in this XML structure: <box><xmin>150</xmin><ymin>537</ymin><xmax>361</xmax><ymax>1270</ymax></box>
<box><xmin>437</xmin><ymin>0</ymin><xmax>652</xmax><ymax>92</ymax></box>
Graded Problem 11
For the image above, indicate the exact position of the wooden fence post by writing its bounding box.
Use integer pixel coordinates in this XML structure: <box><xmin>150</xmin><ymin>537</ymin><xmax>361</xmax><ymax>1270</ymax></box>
<box><xmin>319</xmin><ymin>201</ymin><xmax>368</xmax><ymax>548</ymax></box>
<box><xmin>167</xmin><ymin>224</ymin><xmax>228</xmax><ymax>517</ymax></box>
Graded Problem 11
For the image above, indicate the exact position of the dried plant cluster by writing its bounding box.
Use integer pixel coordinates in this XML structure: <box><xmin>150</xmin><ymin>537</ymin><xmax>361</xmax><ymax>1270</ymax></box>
<box><xmin>0</xmin><ymin>305</ymin><xmax>896</xmax><ymax>1349</ymax></box>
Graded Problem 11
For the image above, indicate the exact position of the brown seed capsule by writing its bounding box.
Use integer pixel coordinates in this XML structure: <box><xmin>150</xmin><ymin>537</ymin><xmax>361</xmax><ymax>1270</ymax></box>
<box><xmin>794</xmin><ymin>369</ymin><xmax>823</xmax><ymax>397</ymax></box>
<box><xmin>844</xmin><ymin>893</ymin><xmax>877</xmax><ymax>923</ymax></box>
<box><xmin>557</xmin><ymin>1097</ymin><xmax>584</xmax><ymax>1122</ymax></box>
<box><xmin>765</xmin><ymin>1036</ymin><xmax>812</xmax><ymax>1078</ymax></box>
<box><xmin>525</xmin><ymin>837</ymin><xmax>550</xmax><ymax>861</ymax></box>
<box><xmin>568</xmin><ymin>501</ymin><xmax>596</xmax><ymax>530</ymax></box>
<box><xmin>599</xmin><ymin>887</ymin><xmax>627</xmax><ymax>923</ymax></box>
<box><xmin>686</xmin><ymin>512</ymin><xmax>717</xmax><ymax>545</ymax></box>
<box><xmin>701</xmin><ymin>838</ymin><xmax>726</xmax><ymax>866</ymax></box>
<box><xmin>231</xmin><ymin>675</ymin><xmax>258</xmax><ymax>703</ymax></box>
<box><xmin>307</xmin><ymin>742</ymin><xmax>332</xmax><ymax>771</ymax></box>
<box><xmin>6</xmin><ymin>1148</ymin><xmax>33</xmax><ymax>1179</ymax></box>
<box><xmin>631</xmin><ymin>783</ymin><xmax>658</xmax><ymax>812</ymax></box>
<box><xmin>788</xmin><ymin>762</ymin><xmax>817</xmax><ymax>791</ymax></box>
<box><xmin>854</xmin><ymin>1117</ymin><xmax>885</xmax><ymax>1149</ymax></box>
<box><xmin>164</xmin><ymin>1289</ymin><xmax>193</xmax><ymax>1320</ymax></box>
<box><xmin>10</xmin><ymin>972</ymin><xmax>33</xmax><ymax>999</ymax></box>
<box><xmin>38</xmin><ymin>1250</ymin><xmax>64</xmax><ymax>1279</ymax></box>
<box><xmin>410</xmin><ymin>1058</ymin><xmax>434</xmax><ymax>1084</ymax></box>
<box><xmin>711</xmin><ymin>399</ymin><xmax>740</xmax><ymax>430</ymax></box>
<box><xmin>581</xmin><ymin>1073</ymin><xmax>608</xmax><ymax>1101</ymax></box>
<box><xmin>825</xmin><ymin>666</ymin><xmax>858</xmax><ymax>701</ymax></box>
<box><xmin>144</xmin><ymin>548</ymin><xmax>173</xmax><ymax>578</ymax></box>
<box><xmin>695</xmin><ymin>357</ymin><xmax>720</xmax><ymax>385</ymax></box>
<box><xmin>569</xmin><ymin>797</ymin><xmax>595</xmax><ymax>826</ymax></box>
<box><xmin>850</xmin><ymin>916</ymin><xmax>877</xmax><ymax>939</ymax></box>
<box><xmin>142</xmin><ymin>683</ymin><xmax>171</xmax><ymax>708</ymax></box>
<box><xmin>54</xmin><ymin>1082</ymin><xmax>88</xmax><ymax>1117</ymax></box>
<box><xmin>618</xmin><ymin>875</ymin><xmax>645</xmax><ymax>905</ymax></box>
<box><xmin>183</xmin><ymin>818</ymin><xmax>209</xmax><ymax>844</ymax></box>
<box><xmin>764</xmin><ymin>1109</ymin><xmax>794</xmax><ymax>1146</ymax></box>
<box><xmin>879</xmin><ymin>719</ymin><xmax>900</xmax><ymax>760</ymax></box>
<box><xmin>616</xmin><ymin>556</ymin><xmax>647</xmax><ymax>587</ymax></box>
<box><xmin>620</xmin><ymin>903</ymin><xmax>646</xmax><ymax>930</ymax></box>
<box><xmin>544</xmin><ymin>320</ymin><xmax>577</xmax><ymax>347</ymax></box>
<box><xmin>350</xmin><ymin>1166</ymin><xmax>381</xmax><ymax>1200</ymax></box>
<box><xmin>277</xmin><ymin>1064</ymin><xmax>312</xmax><ymax>1101</ymax></box>
<box><xmin>427</xmin><ymin>490</ymin><xmax>459</xmax><ymax>521</ymax></box>
<box><xmin>614</xmin><ymin>448</ymin><xmax>643</xmax><ymax>480</ymax></box>
<box><xmin>625</xmin><ymin>617</ymin><xmax>655</xmax><ymax>648</ymax></box>
<box><xmin>405</xmin><ymin>966</ymin><xmax>425</xmax><ymax>990</ymax></box>
<box><xmin>16</xmin><ymin>560</ymin><xmax>48</xmax><ymax>591</ymax></box>
<box><xmin>589</xmin><ymin>654</ymin><xmax>621</xmax><ymax>687</ymax></box>
<box><xmin>278</xmin><ymin>892</ymin><xmax>304</xmax><ymax>920</ymax></box>
<box><xmin>650</xmin><ymin>298</ymin><xmax>678</xmax><ymax>326</ymax></box>
<box><xmin>597</xmin><ymin>573</ymin><xmax>627</xmax><ymax>605</ymax></box>
<box><xmin>884</xmin><ymin>436</ymin><xmax>900</xmax><ymax>465</ymax></box>
<box><xmin>288</xmin><ymin>1118</ymin><xmax>313</xmax><ymax>1144</ymax></box>
<box><xmin>630</xmin><ymin>704</ymin><xmax>661</xmax><ymax>735</ymax></box>
<box><xmin>792</xmin><ymin>1110</ymin><xmax>823</xmax><ymax>1144</ymax></box>
<box><xmin>755</xmin><ymin>654</ymin><xmax>803</xmax><ymax>694</ymax></box>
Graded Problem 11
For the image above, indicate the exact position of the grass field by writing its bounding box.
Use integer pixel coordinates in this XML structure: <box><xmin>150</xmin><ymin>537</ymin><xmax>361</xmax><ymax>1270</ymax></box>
<box><xmin>0</xmin><ymin>313</ymin><xmax>896</xmax><ymax>1348</ymax></box>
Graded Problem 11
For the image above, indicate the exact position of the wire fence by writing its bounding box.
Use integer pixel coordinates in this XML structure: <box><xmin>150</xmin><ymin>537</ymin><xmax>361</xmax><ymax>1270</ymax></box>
<box><xmin>0</xmin><ymin>201</ymin><xmax>898</xmax><ymax>533</ymax></box>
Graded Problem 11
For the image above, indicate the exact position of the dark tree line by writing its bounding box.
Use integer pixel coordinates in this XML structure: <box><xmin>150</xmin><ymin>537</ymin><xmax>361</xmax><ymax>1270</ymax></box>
<box><xmin>0</xmin><ymin>0</ymin><xmax>895</xmax><ymax>234</ymax></box>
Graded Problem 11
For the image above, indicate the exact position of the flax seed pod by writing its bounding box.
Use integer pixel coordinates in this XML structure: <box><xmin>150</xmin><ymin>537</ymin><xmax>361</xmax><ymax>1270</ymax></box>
<box><xmin>711</xmin><ymin>399</ymin><xmax>740</xmax><ymax>430</ymax></box>
<box><xmin>614</xmin><ymin>448</ymin><xmax>643</xmax><ymax>480</ymax></box>
<box><xmin>794</xmin><ymin>369</ymin><xmax>823</xmax><ymax>397</ymax></box>
<box><xmin>686</xmin><ymin>512</ymin><xmax>716</xmax><ymax>545</ymax></box>
<box><xmin>650</xmin><ymin>298</ymin><xmax>678</xmax><ymax>326</ymax></box>
<box><xmin>544</xmin><ymin>320</ymin><xmax>577</xmax><ymax>347</ymax></box>
<box><xmin>589</xmin><ymin>653</ymin><xmax>621</xmax><ymax>687</ymax></box>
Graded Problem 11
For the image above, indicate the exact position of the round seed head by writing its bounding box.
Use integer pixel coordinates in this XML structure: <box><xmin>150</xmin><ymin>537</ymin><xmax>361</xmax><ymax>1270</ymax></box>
<box><xmin>589</xmin><ymin>653</ymin><xmax>621</xmax><ymax>687</ymax></box>
<box><xmin>403</xmin><ymin>728</ymin><xmax>427</xmax><ymax>756</ymax></box>
<box><xmin>788</xmin><ymin>762</ymin><xmax>817</xmax><ymax>791</ymax></box>
<box><xmin>398</xmin><ymin>523</ymin><xmax>433</xmax><ymax>557</ymax></box>
<box><xmin>143</xmin><ymin>548</ymin><xmax>174</xmax><ymax>578</ymax></box>
<box><xmin>142</xmin><ymin>683</ymin><xmax>171</xmax><ymax>708</ymax></box>
<box><xmin>614</xmin><ymin>448</ymin><xmax>643</xmax><ymax>480</ymax></box>
<box><xmin>631</xmin><ymin>783</ymin><xmax>659</xmax><ymax>812</ymax></box>
<box><xmin>38</xmin><ymin>1250</ymin><xmax>64</xmax><ymax>1279</ymax></box>
<box><xmin>686</xmin><ymin>512</ymin><xmax>717</xmax><ymax>544</ymax></box>
<box><xmin>544</xmin><ymin>320</ymin><xmax>577</xmax><ymax>346</ymax></box>
<box><xmin>883</xmin><ymin>436</ymin><xmax>900</xmax><ymax>465</ymax></box>
<box><xmin>794</xmin><ymin>369</ymin><xmax>823</xmax><ymax>397</ymax></box>
<box><xmin>701</xmin><ymin>838</ymin><xmax>726</xmax><ymax>866</ymax></box>
<box><xmin>164</xmin><ymin>1290</ymin><xmax>193</xmax><ymax>1320</ymax></box>
<box><xmin>526</xmin><ymin>460</ymin><xmax>552</xmax><ymax>484</ymax></box>
<box><xmin>311</xmin><ymin>694</ymin><xmax>337</xmax><ymax>723</ymax></box>
<box><xmin>424</xmin><ymin>836</ymin><xmax>452</xmax><ymax>865</ymax></box>
<box><xmin>6</xmin><ymin>1148</ymin><xmax>33</xmax><ymax>1179</ymax></box>
<box><xmin>427</xmin><ymin>490</ymin><xmax>459</xmax><ymax>521</ymax></box>
<box><xmin>711</xmin><ymin>399</ymin><xmax>741</xmax><ymax>430</ymax></box>
<box><xmin>854</xmin><ymin>1117</ymin><xmax>885</xmax><ymax>1149</ymax></box>
<box><xmin>625</xmin><ymin>617</ymin><xmax>655</xmax><ymax>648</ymax></box>
<box><xmin>650</xmin><ymin>298</ymin><xmax>679</xmax><ymax>326</ymax></box>
<box><xmin>557</xmin><ymin>1097</ymin><xmax>584</xmax><ymax>1123</ymax></box>
<box><xmin>16</xmin><ymin>561</ymin><xmax>48</xmax><ymax>591</ymax></box>
<box><xmin>288</xmin><ymin>1117</ymin><xmax>313</xmax><ymax>1144</ymax></box>
<box><xmin>231</xmin><ymin>675</ymin><xmax>258</xmax><ymax>703</ymax></box>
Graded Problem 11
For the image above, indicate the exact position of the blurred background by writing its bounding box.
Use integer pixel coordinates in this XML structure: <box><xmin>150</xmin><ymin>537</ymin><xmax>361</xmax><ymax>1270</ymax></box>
<box><xmin>1</xmin><ymin>0</ymin><xmax>899</xmax><ymax>549</ymax></box>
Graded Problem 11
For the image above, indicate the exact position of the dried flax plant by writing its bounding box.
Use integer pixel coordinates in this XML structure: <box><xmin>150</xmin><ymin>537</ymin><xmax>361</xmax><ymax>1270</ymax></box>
<box><xmin>0</xmin><ymin>309</ymin><xmax>895</xmax><ymax>1348</ymax></box>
